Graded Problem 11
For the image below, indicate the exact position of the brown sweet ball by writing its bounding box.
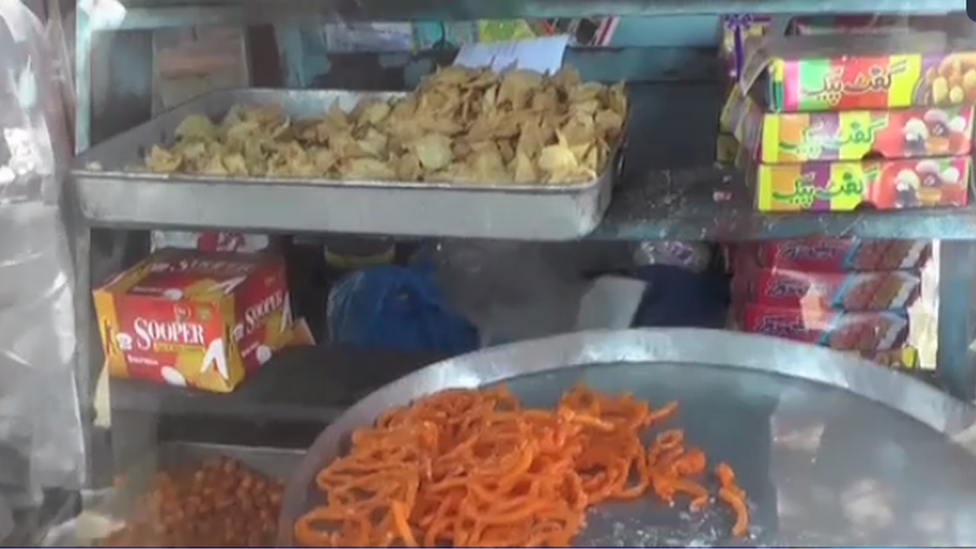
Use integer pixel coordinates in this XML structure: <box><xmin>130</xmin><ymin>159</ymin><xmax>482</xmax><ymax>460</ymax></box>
<box><xmin>99</xmin><ymin>457</ymin><xmax>284</xmax><ymax>547</ymax></box>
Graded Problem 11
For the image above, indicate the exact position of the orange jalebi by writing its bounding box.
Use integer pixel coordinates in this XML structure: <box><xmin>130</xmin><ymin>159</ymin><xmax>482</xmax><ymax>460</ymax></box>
<box><xmin>294</xmin><ymin>384</ymin><xmax>750</xmax><ymax>547</ymax></box>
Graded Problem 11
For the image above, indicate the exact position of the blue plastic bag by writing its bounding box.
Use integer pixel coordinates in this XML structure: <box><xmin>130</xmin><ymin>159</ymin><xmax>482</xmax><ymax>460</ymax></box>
<box><xmin>327</xmin><ymin>264</ymin><xmax>479</xmax><ymax>355</ymax></box>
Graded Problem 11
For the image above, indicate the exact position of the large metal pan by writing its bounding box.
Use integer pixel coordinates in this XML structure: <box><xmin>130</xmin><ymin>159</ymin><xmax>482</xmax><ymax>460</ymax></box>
<box><xmin>279</xmin><ymin>328</ymin><xmax>976</xmax><ymax>546</ymax></box>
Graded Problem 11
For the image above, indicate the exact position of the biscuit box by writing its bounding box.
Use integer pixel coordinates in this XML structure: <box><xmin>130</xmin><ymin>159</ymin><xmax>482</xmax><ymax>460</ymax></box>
<box><xmin>739</xmin><ymin>32</ymin><xmax>976</xmax><ymax>112</ymax></box>
<box><xmin>93</xmin><ymin>249</ymin><xmax>293</xmax><ymax>393</ymax></box>
<box><xmin>735</xmin><ymin>239</ymin><xmax>931</xmax><ymax>272</ymax></box>
<box><xmin>736</xmin><ymin>303</ymin><xmax>909</xmax><ymax>351</ymax></box>
<box><xmin>731</xmin><ymin>264</ymin><xmax>921</xmax><ymax>311</ymax></box>
<box><xmin>736</xmin><ymin>100</ymin><xmax>974</xmax><ymax>162</ymax></box>
<box><xmin>750</xmin><ymin>156</ymin><xmax>971</xmax><ymax>211</ymax></box>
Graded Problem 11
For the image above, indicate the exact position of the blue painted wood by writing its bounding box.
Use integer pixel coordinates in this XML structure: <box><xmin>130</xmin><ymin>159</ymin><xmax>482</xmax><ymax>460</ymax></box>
<box><xmin>295</xmin><ymin>15</ymin><xmax>725</xmax><ymax>54</ymax></box>
<box><xmin>82</xmin><ymin>3</ymin><xmax>963</xmax><ymax>29</ymax></box>
<box><xmin>283</xmin><ymin>15</ymin><xmax>765</xmax><ymax>84</ymax></box>
<box><xmin>275</xmin><ymin>15</ymin><xmax>740</xmax><ymax>87</ymax></box>
<box><xmin>297</xmin><ymin>46</ymin><xmax>720</xmax><ymax>90</ymax></box>
<box><xmin>610</xmin><ymin>15</ymin><xmax>723</xmax><ymax>47</ymax></box>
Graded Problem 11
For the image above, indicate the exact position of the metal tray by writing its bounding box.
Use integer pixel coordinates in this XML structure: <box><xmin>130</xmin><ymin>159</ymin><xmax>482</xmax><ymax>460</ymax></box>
<box><xmin>42</xmin><ymin>442</ymin><xmax>303</xmax><ymax>546</ymax></box>
<box><xmin>279</xmin><ymin>328</ymin><xmax>976</xmax><ymax>547</ymax></box>
<box><xmin>72</xmin><ymin>89</ymin><xmax>621</xmax><ymax>240</ymax></box>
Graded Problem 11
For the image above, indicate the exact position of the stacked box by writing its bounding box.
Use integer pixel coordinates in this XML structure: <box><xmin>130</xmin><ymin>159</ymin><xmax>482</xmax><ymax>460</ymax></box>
<box><xmin>729</xmin><ymin>31</ymin><xmax>976</xmax><ymax>212</ymax></box>
<box><xmin>780</xmin><ymin>15</ymin><xmax>944</xmax><ymax>369</ymax></box>
<box><xmin>730</xmin><ymin>238</ymin><xmax>929</xmax><ymax>368</ymax></box>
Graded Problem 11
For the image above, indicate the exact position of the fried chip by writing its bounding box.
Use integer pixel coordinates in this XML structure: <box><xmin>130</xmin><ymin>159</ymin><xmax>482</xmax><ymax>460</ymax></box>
<box><xmin>146</xmin><ymin>145</ymin><xmax>183</xmax><ymax>173</ymax></box>
<box><xmin>412</xmin><ymin>134</ymin><xmax>453</xmax><ymax>172</ymax></box>
<box><xmin>174</xmin><ymin>114</ymin><xmax>217</xmax><ymax>140</ymax></box>
<box><xmin>145</xmin><ymin>66</ymin><xmax>627</xmax><ymax>185</ymax></box>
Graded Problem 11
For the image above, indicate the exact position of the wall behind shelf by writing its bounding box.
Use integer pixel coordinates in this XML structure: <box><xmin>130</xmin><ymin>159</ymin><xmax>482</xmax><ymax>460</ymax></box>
<box><xmin>285</xmin><ymin>15</ymin><xmax>735</xmax><ymax>87</ymax></box>
<box><xmin>87</xmin><ymin>14</ymin><xmax>752</xmax><ymax>146</ymax></box>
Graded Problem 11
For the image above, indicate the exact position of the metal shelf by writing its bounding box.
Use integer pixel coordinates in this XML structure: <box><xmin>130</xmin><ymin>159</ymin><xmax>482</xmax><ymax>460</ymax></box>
<box><xmin>84</xmin><ymin>0</ymin><xmax>965</xmax><ymax>30</ymax></box>
<box><xmin>596</xmin><ymin>168</ymin><xmax>976</xmax><ymax>241</ymax></box>
<box><xmin>75</xmin><ymin>168</ymin><xmax>976</xmax><ymax>241</ymax></box>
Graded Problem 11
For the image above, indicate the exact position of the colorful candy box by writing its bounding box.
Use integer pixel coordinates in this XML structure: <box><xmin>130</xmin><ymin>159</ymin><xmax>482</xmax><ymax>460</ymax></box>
<box><xmin>735</xmin><ymin>239</ymin><xmax>931</xmax><ymax>272</ymax></box>
<box><xmin>736</xmin><ymin>100</ymin><xmax>974</xmax><ymax>162</ymax></box>
<box><xmin>740</xmin><ymin>32</ymin><xmax>976</xmax><ymax>112</ymax></box>
<box><xmin>752</xmin><ymin>156</ymin><xmax>971</xmax><ymax>211</ymax></box>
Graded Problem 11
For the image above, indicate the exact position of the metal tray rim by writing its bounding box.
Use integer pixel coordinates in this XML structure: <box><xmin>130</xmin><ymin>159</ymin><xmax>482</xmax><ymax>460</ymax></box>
<box><xmin>71</xmin><ymin>168</ymin><xmax>606</xmax><ymax>194</ymax></box>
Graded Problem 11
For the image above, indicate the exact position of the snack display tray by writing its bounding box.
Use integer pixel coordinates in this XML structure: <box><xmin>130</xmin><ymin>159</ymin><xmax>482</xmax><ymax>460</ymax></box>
<box><xmin>71</xmin><ymin>89</ymin><xmax>620</xmax><ymax>240</ymax></box>
<box><xmin>278</xmin><ymin>329</ymin><xmax>976</xmax><ymax>546</ymax></box>
<box><xmin>42</xmin><ymin>442</ymin><xmax>303</xmax><ymax>546</ymax></box>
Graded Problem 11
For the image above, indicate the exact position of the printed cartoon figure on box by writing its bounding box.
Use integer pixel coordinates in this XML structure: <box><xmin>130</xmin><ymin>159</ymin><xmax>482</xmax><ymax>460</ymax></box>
<box><xmin>901</xmin><ymin>108</ymin><xmax>972</xmax><ymax>155</ymax></box>
<box><xmin>883</xmin><ymin>158</ymin><xmax>968</xmax><ymax>208</ymax></box>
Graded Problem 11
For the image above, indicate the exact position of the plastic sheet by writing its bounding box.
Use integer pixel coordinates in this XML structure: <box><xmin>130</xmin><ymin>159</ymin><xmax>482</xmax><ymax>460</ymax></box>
<box><xmin>327</xmin><ymin>265</ymin><xmax>479</xmax><ymax>355</ymax></box>
<box><xmin>0</xmin><ymin>0</ymin><xmax>85</xmax><ymax>503</ymax></box>
<box><xmin>418</xmin><ymin>241</ymin><xmax>592</xmax><ymax>346</ymax></box>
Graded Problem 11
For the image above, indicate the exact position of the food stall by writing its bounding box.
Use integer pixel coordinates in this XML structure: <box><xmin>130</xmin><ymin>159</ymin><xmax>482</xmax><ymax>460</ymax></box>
<box><xmin>5</xmin><ymin>0</ymin><xmax>976</xmax><ymax>545</ymax></box>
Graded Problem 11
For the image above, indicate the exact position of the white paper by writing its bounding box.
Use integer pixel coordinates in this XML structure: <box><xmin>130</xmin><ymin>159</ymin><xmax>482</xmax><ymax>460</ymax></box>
<box><xmin>574</xmin><ymin>276</ymin><xmax>648</xmax><ymax>332</ymax></box>
<box><xmin>453</xmin><ymin>35</ymin><xmax>570</xmax><ymax>74</ymax></box>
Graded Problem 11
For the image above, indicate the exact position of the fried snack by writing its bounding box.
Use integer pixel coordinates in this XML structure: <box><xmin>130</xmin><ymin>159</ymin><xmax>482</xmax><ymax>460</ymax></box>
<box><xmin>145</xmin><ymin>66</ymin><xmax>627</xmax><ymax>185</ymax></box>
<box><xmin>99</xmin><ymin>457</ymin><xmax>284</xmax><ymax>547</ymax></box>
<box><xmin>715</xmin><ymin>462</ymin><xmax>749</xmax><ymax>538</ymax></box>
<box><xmin>294</xmin><ymin>384</ymin><xmax>750</xmax><ymax>547</ymax></box>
